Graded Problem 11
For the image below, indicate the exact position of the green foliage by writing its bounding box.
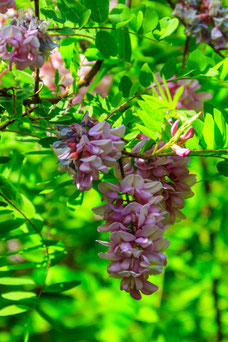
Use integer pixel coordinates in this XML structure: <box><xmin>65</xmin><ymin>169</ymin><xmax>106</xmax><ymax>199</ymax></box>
<box><xmin>0</xmin><ymin>0</ymin><xmax>227</xmax><ymax>341</ymax></box>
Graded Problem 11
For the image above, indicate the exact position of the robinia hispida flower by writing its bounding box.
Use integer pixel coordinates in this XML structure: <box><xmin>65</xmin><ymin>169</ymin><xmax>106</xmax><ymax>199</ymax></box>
<box><xmin>0</xmin><ymin>0</ymin><xmax>15</xmax><ymax>14</ymax></box>
<box><xmin>0</xmin><ymin>8</ymin><xmax>59</xmax><ymax>70</ymax></box>
<box><xmin>52</xmin><ymin>114</ymin><xmax>125</xmax><ymax>191</ymax></box>
<box><xmin>52</xmin><ymin>114</ymin><xmax>196</xmax><ymax>299</ymax></box>
<box><xmin>173</xmin><ymin>0</ymin><xmax>228</xmax><ymax>49</ymax></box>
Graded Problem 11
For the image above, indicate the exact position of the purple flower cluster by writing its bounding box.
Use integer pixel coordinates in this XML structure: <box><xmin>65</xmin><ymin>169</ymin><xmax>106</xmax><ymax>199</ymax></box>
<box><xmin>0</xmin><ymin>8</ymin><xmax>59</xmax><ymax>70</ymax></box>
<box><xmin>131</xmin><ymin>136</ymin><xmax>196</xmax><ymax>225</ymax></box>
<box><xmin>52</xmin><ymin>115</ymin><xmax>125</xmax><ymax>191</ymax></box>
<box><xmin>173</xmin><ymin>0</ymin><xmax>228</xmax><ymax>49</ymax></box>
<box><xmin>0</xmin><ymin>0</ymin><xmax>15</xmax><ymax>14</ymax></box>
<box><xmin>93</xmin><ymin>174</ymin><xmax>170</xmax><ymax>300</ymax></box>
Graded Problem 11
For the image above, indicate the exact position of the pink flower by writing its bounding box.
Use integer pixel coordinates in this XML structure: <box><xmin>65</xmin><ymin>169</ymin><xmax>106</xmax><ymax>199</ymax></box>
<box><xmin>0</xmin><ymin>0</ymin><xmax>15</xmax><ymax>14</ymax></box>
<box><xmin>0</xmin><ymin>9</ymin><xmax>59</xmax><ymax>70</ymax></box>
<box><xmin>93</xmin><ymin>175</ymin><xmax>170</xmax><ymax>300</ymax></box>
<box><xmin>52</xmin><ymin>114</ymin><xmax>125</xmax><ymax>191</ymax></box>
<box><xmin>132</xmin><ymin>137</ymin><xmax>196</xmax><ymax>224</ymax></box>
<box><xmin>169</xmin><ymin>119</ymin><xmax>195</xmax><ymax>157</ymax></box>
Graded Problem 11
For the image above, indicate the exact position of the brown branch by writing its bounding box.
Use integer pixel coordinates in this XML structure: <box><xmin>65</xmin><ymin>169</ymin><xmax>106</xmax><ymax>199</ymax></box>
<box><xmin>78</xmin><ymin>60</ymin><xmax>103</xmax><ymax>88</ymax></box>
<box><xmin>48</xmin><ymin>26</ymin><xmax>160</xmax><ymax>44</ymax></box>
<box><xmin>182</xmin><ymin>35</ymin><xmax>189</xmax><ymax>69</ymax></box>
<box><xmin>166</xmin><ymin>0</ymin><xmax>175</xmax><ymax>9</ymax></box>
<box><xmin>166</xmin><ymin>1</ymin><xmax>225</xmax><ymax>59</ymax></box>
<box><xmin>34</xmin><ymin>0</ymin><xmax>40</xmax><ymax>19</ymax></box>
<box><xmin>106</xmin><ymin>85</ymin><xmax>152</xmax><ymax>120</ymax></box>
<box><xmin>0</xmin><ymin>106</ymin><xmax>39</xmax><ymax>130</ymax></box>
<box><xmin>122</xmin><ymin>149</ymin><xmax>228</xmax><ymax>160</ymax></box>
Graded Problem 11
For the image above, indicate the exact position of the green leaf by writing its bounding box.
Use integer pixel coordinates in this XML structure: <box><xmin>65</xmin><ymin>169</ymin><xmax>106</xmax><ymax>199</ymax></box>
<box><xmin>0</xmin><ymin>305</ymin><xmax>30</xmax><ymax>316</ymax></box>
<box><xmin>0</xmin><ymin>278</ymin><xmax>35</xmax><ymax>286</ymax></box>
<box><xmin>213</xmin><ymin>108</ymin><xmax>226</xmax><ymax>148</ymax></box>
<box><xmin>1</xmin><ymin>292</ymin><xmax>36</xmax><ymax>301</ymax></box>
<box><xmin>41</xmin><ymin>8</ymin><xmax>66</xmax><ymax>23</ymax></box>
<box><xmin>201</xmin><ymin>113</ymin><xmax>215</xmax><ymax>149</ymax></box>
<box><xmin>111</xmin><ymin>92</ymin><xmax>122</xmax><ymax>108</ymax></box>
<box><xmin>143</xmin><ymin>7</ymin><xmax>158</xmax><ymax>33</ymax></box>
<box><xmin>57</xmin><ymin>0</ymin><xmax>87</xmax><ymax>24</ymax></box>
<box><xmin>0</xmin><ymin>176</ymin><xmax>24</xmax><ymax>210</ymax></box>
<box><xmin>0</xmin><ymin>218</ymin><xmax>25</xmax><ymax>235</ymax></box>
<box><xmin>187</xmin><ymin>49</ymin><xmax>207</xmax><ymax>73</ymax></box>
<box><xmin>0</xmin><ymin>262</ymin><xmax>43</xmax><ymax>272</ymax></box>
<box><xmin>84</xmin><ymin>0</ymin><xmax>109</xmax><ymax>23</ymax></box>
<box><xmin>159</xmin><ymin>17</ymin><xmax>179</xmax><ymax>39</ymax></box>
<box><xmin>172</xmin><ymin>85</ymin><xmax>184</xmax><ymax>109</ymax></box>
<box><xmin>45</xmin><ymin>280</ymin><xmax>81</xmax><ymax>293</ymax></box>
<box><xmin>217</xmin><ymin>160</ymin><xmax>228</xmax><ymax>177</ymax></box>
<box><xmin>129</xmin><ymin>11</ymin><xmax>143</xmax><ymax>32</ymax></box>
<box><xmin>118</xmin><ymin>76</ymin><xmax>133</xmax><ymax>98</ymax></box>
<box><xmin>161</xmin><ymin>57</ymin><xmax>177</xmax><ymax>79</ymax></box>
<box><xmin>38</xmin><ymin>137</ymin><xmax>58</xmax><ymax>148</ymax></box>
<box><xmin>118</xmin><ymin>31</ymin><xmax>131</xmax><ymax>62</ymax></box>
<box><xmin>136</xmin><ymin>123</ymin><xmax>158</xmax><ymax>140</ymax></box>
<box><xmin>139</xmin><ymin>63</ymin><xmax>153</xmax><ymax>87</ymax></box>
<box><xmin>95</xmin><ymin>31</ymin><xmax>118</xmax><ymax>58</ymax></box>
<box><xmin>79</xmin><ymin>9</ymin><xmax>91</xmax><ymax>28</ymax></box>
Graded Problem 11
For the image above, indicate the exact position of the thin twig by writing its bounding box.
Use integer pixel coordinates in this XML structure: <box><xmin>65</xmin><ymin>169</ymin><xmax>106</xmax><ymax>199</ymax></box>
<box><xmin>49</xmin><ymin>32</ymin><xmax>95</xmax><ymax>40</ymax></box>
<box><xmin>33</xmin><ymin>0</ymin><xmax>40</xmax><ymax>100</ymax></box>
<box><xmin>3</xmin><ymin>129</ymin><xmax>42</xmax><ymax>138</ymax></box>
<box><xmin>34</xmin><ymin>0</ymin><xmax>40</xmax><ymax>19</ymax></box>
<box><xmin>48</xmin><ymin>26</ymin><xmax>160</xmax><ymax>44</ymax></box>
<box><xmin>166</xmin><ymin>0</ymin><xmax>175</xmax><ymax>9</ymax></box>
<box><xmin>78</xmin><ymin>60</ymin><xmax>103</xmax><ymax>88</ymax></box>
<box><xmin>106</xmin><ymin>85</ymin><xmax>152</xmax><ymax>120</ymax></box>
<box><xmin>122</xmin><ymin>149</ymin><xmax>228</xmax><ymax>160</ymax></box>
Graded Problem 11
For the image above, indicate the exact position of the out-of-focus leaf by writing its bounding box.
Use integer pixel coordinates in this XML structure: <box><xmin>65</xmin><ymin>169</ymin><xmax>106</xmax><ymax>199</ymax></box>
<box><xmin>118</xmin><ymin>76</ymin><xmax>133</xmax><ymax>98</ymax></box>
<box><xmin>1</xmin><ymin>292</ymin><xmax>36</xmax><ymax>301</ymax></box>
<box><xmin>0</xmin><ymin>277</ymin><xmax>35</xmax><ymax>286</ymax></box>
<box><xmin>0</xmin><ymin>175</ymin><xmax>24</xmax><ymax>210</ymax></box>
<box><xmin>0</xmin><ymin>218</ymin><xmax>25</xmax><ymax>235</ymax></box>
<box><xmin>159</xmin><ymin>17</ymin><xmax>179</xmax><ymax>39</ymax></box>
<box><xmin>118</xmin><ymin>31</ymin><xmax>131</xmax><ymax>62</ymax></box>
<box><xmin>95</xmin><ymin>31</ymin><xmax>118</xmax><ymax>58</ymax></box>
<box><xmin>39</xmin><ymin>137</ymin><xmax>58</xmax><ymax>148</ymax></box>
<box><xmin>161</xmin><ymin>57</ymin><xmax>177</xmax><ymax>79</ymax></box>
<box><xmin>45</xmin><ymin>280</ymin><xmax>81</xmax><ymax>293</ymax></box>
<box><xmin>84</xmin><ymin>0</ymin><xmax>109</xmax><ymax>23</ymax></box>
<box><xmin>201</xmin><ymin>113</ymin><xmax>215</xmax><ymax>149</ymax></box>
<box><xmin>139</xmin><ymin>63</ymin><xmax>153</xmax><ymax>87</ymax></box>
<box><xmin>0</xmin><ymin>305</ymin><xmax>30</xmax><ymax>316</ymax></box>
<box><xmin>41</xmin><ymin>8</ymin><xmax>66</xmax><ymax>23</ymax></box>
<box><xmin>143</xmin><ymin>7</ymin><xmax>158</xmax><ymax>33</ymax></box>
<box><xmin>187</xmin><ymin>49</ymin><xmax>207</xmax><ymax>72</ymax></box>
<box><xmin>217</xmin><ymin>160</ymin><xmax>228</xmax><ymax>177</ymax></box>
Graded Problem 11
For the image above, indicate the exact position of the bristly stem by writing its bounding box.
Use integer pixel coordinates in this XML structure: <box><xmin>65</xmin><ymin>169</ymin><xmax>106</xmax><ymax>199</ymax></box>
<box><xmin>34</xmin><ymin>0</ymin><xmax>40</xmax><ymax>19</ymax></box>
<box><xmin>34</xmin><ymin>0</ymin><xmax>40</xmax><ymax>96</ymax></box>
<box><xmin>122</xmin><ymin>149</ymin><xmax>228</xmax><ymax>160</ymax></box>
<box><xmin>182</xmin><ymin>35</ymin><xmax>189</xmax><ymax>69</ymax></box>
